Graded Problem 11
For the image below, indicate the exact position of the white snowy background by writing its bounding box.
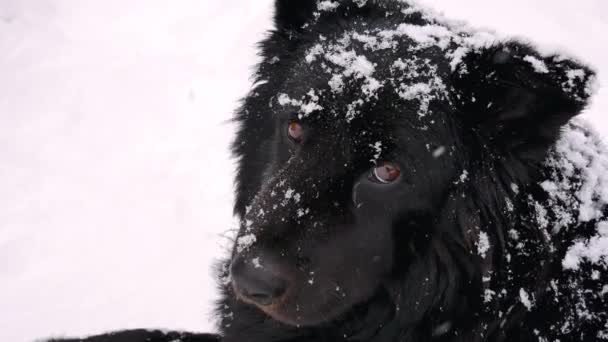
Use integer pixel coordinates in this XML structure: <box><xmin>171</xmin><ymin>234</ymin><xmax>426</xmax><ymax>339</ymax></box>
<box><xmin>0</xmin><ymin>1</ymin><xmax>606</xmax><ymax>341</ymax></box>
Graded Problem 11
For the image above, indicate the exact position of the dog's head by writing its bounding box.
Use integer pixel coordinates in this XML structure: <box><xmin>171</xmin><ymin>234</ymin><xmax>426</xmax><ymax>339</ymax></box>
<box><xmin>228</xmin><ymin>0</ymin><xmax>595</xmax><ymax>328</ymax></box>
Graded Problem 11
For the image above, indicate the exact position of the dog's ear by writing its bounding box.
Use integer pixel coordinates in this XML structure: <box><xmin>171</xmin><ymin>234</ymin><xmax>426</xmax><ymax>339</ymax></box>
<box><xmin>452</xmin><ymin>42</ymin><xmax>596</xmax><ymax>163</ymax></box>
<box><xmin>274</xmin><ymin>0</ymin><xmax>318</xmax><ymax>31</ymax></box>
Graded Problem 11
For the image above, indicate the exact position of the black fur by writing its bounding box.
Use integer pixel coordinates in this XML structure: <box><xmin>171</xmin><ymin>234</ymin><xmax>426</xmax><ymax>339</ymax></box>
<box><xmin>49</xmin><ymin>1</ymin><xmax>606</xmax><ymax>341</ymax></box>
<box><xmin>274</xmin><ymin>0</ymin><xmax>318</xmax><ymax>31</ymax></box>
<box><xmin>219</xmin><ymin>1</ymin><xmax>605</xmax><ymax>342</ymax></box>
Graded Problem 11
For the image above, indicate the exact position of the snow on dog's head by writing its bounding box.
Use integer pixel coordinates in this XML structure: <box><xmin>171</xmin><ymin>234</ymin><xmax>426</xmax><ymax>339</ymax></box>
<box><xmin>220</xmin><ymin>0</ymin><xmax>603</xmax><ymax>339</ymax></box>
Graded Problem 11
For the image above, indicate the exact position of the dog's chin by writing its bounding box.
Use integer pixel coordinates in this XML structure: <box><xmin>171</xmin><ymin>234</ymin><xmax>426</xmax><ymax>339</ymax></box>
<box><xmin>254</xmin><ymin>300</ymin><xmax>350</xmax><ymax>327</ymax></box>
<box><xmin>256</xmin><ymin>289</ymin><xmax>393</xmax><ymax>331</ymax></box>
<box><xmin>242</xmin><ymin>291</ymin><xmax>361</xmax><ymax>327</ymax></box>
<box><xmin>259</xmin><ymin>306</ymin><xmax>331</xmax><ymax>327</ymax></box>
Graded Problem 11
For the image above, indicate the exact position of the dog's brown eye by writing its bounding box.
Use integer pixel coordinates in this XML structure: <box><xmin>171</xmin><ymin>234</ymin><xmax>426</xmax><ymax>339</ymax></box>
<box><xmin>370</xmin><ymin>163</ymin><xmax>401</xmax><ymax>184</ymax></box>
<box><xmin>288</xmin><ymin>120</ymin><xmax>304</xmax><ymax>143</ymax></box>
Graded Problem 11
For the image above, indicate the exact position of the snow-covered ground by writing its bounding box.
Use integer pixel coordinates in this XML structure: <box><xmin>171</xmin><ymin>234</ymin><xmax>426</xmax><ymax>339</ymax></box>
<box><xmin>0</xmin><ymin>1</ymin><xmax>606</xmax><ymax>341</ymax></box>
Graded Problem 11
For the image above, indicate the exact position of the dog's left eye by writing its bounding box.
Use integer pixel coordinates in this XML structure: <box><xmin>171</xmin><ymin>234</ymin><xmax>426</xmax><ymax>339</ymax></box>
<box><xmin>369</xmin><ymin>162</ymin><xmax>401</xmax><ymax>184</ymax></box>
<box><xmin>287</xmin><ymin>120</ymin><xmax>304</xmax><ymax>143</ymax></box>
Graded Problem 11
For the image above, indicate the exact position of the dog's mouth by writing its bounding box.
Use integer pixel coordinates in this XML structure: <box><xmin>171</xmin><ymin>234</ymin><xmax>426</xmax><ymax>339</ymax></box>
<box><xmin>229</xmin><ymin>255</ymin><xmax>378</xmax><ymax>326</ymax></box>
<box><xmin>231</xmin><ymin>271</ymin><xmax>356</xmax><ymax>326</ymax></box>
<box><xmin>238</xmin><ymin>283</ymin><xmax>396</xmax><ymax>336</ymax></box>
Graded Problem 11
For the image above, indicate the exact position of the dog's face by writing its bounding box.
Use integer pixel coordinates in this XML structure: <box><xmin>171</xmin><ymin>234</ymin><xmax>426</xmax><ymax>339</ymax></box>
<box><xmin>229</xmin><ymin>25</ymin><xmax>459</xmax><ymax>326</ymax></box>
<box><xmin>230</xmin><ymin>67</ymin><xmax>458</xmax><ymax>325</ymax></box>
<box><xmin>228</xmin><ymin>0</ymin><xmax>593</xmax><ymax>328</ymax></box>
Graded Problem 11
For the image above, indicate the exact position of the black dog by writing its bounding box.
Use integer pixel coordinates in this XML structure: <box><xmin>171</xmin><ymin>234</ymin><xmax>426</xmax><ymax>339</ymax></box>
<box><xmin>49</xmin><ymin>1</ymin><xmax>607</xmax><ymax>341</ymax></box>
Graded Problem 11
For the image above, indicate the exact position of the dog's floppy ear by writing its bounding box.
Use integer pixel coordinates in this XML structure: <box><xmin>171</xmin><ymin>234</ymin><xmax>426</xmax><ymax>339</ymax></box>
<box><xmin>274</xmin><ymin>0</ymin><xmax>318</xmax><ymax>31</ymax></box>
<box><xmin>452</xmin><ymin>41</ymin><xmax>596</xmax><ymax>163</ymax></box>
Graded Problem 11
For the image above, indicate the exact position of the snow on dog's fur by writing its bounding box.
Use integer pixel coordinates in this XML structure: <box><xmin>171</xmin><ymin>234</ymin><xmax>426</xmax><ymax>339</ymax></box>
<box><xmin>48</xmin><ymin>1</ymin><xmax>607</xmax><ymax>341</ymax></box>
<box><xmin>219</xmin><ymin>1</ymin><xmax>606</xmax><ymax>341</ymax></box>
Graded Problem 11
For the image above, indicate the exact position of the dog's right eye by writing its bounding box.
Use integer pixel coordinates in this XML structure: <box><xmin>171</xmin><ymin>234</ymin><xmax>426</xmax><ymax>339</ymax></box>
<box><xmin>369</xmin><ymin>162</ymin><xmax>401</xmax><ymax>184</ymax></box>
<box><xmin>287</xmin><ymin>120</ymin><xmax>304</xmax><ymax>144</ymax></box>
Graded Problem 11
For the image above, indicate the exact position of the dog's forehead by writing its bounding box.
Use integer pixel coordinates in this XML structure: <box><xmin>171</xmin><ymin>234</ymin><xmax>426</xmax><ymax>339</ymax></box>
<box><xmin>274</xmin><ymin>20</ymin><xmax>461</xmax><ymax>126</ymax></box>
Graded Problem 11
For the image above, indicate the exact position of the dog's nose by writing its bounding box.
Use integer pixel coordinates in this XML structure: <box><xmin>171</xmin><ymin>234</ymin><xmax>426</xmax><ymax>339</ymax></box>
<box><xmin>230</xmin><ymin>254</ymin><xmax>287</xmax><ymax>306</ymax></box>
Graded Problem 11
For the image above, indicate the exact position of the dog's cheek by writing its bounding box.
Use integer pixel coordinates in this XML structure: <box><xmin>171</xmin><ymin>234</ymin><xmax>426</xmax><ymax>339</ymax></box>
<box><xmin>329</xmin><ymin>223</ymin><xmax>394</xmax><ymax>290</ymax></box>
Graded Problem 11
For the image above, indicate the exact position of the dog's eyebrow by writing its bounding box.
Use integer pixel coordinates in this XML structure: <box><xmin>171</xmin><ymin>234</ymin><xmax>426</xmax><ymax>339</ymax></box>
<box><xmin>274</xmin><ymin>96</ymin><xmax>303</xmax><ymax>119</ymax></box>
<box><xmin>275</xmin><ymin>109</ymin><xmax>300</xmax><ymax>122</ymax></box>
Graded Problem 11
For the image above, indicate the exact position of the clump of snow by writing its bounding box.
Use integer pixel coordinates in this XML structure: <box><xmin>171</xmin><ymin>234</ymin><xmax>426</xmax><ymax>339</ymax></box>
<box><xmin>305</xmin><ymin>43</ymin><xmax>325</xmax><ymax>63</ymax></box>
<box><xmin>300</xmin><ymin>33</ymin><xmax>393</xmax><ymax>120</ymax></box>
<box><xmin>477</xmin><ymin>231</ymin><xmax>490</xmax><ymax>259</ymax></box>
<box><xmin>285</xmin><ymin>188</ymin><xmax>295</xmax><ymax>200</ymax></box>
<box><xmin>317</xmin><ymin>0</ymin><xmax>340</xmax><ymax>12</ymax></box>
<box><xmin>379</xmin><ymin>24</ymin><xmax>453</xmax><ymax>50</ymax></box>
<box><xmin>432</xmin><ymin>146</ymin><xmax>446</xmax><ymax>158</ymax></box>
<box><xmin>327</xmin><ymin>50</ymin><xmax>376</xmax><ymax>79</ymax></box>
<box><xmin>308</xmin><ymin>272</ymin><xmax>316</xmax><ymax>285</ymax></box>
<box><xmin>362</xmin><ymin>77</ymin><xmax>384</xmax><ymax>97</ymax></box>
<box><xmin>528</xmin><ymin>120</ymin><xmax>608</xmax><ymax>270</ymax></box>
<box><xmin>370</xmin><ymin>141</ymin><xmax>383</xmax><ymax>163</ymax></box>
<box><xmin>542</xmin><ymin>120</ymin><xmax>608</xmax><ymax>227</ymax></box>
<box><xmin>277</xmin><ymin>90</ymin><xmax>324</xmax><ymax>117</ymax></box>
<box><xmin>324</xmin><ymin>48</ymin><xmax>382</xmax><ymax>105</ymax></box>
<box><xmin>389</xmin><ymin>57</ymin><xmax>448</xmax><ymax>116</ymax></box>
<box><xmin>297</xmin><ymin>208</ymin><xmax>310</xmax><ymax>218</ymax></box>
<box><xmin>585</xmin><ymin>73</ymin><xmax>600</xmax><ymax>97</ymax></box>
<box><xmin>353</xmin><ymin>33</ymin><xmax>390</xmax><ymax>50</ymax></box>
<box><xmin>511</xmin><ymin>183</ymin><xmax>520</xmax><ymax>194</ymax></box>
<box><xmin>447</xmin><ymin>47</ymin><xmax>470</xmax><ymax>72</ymax></box>
<box><xmin>398</xmin><ymin>83</ymin><xmax>432</xmax><ymax>100</ymax></box>
<box><xmin>236</xmin><ymin>234</ymin><xmax>257</xmax><ymax>253</ymax></box>
<box><xmin>454</xmin><ymin>170</ymin><xmax>469</xmax><ymax>184</ymax></box>
<box><xmin>600</xmin><ymin>221</ymin><xmax>608</xmax><ymax>236</ymax></box>
<box><xmin>278</xmin><ymin>93</ymin><xmax>297</xmax><ymax>106</ymax></box>
<box><xmin>346</xmin><ymin>99</ymin><xmax>365</xmax><ymax>122</ymax></box>
<box><xmin>532</xmin><ymin>200</ymin><xmax>550</xmax><ymax>230</ymax></box>
<box><xmin>300</xmin><ymin>4</ymin><xmax>499</xmax><ymax>120</ymax></box>
<box><xmin>484</xmin><ymin>289</ymin><xmax>496</xmax><ymax>303</ymax></box>
<box><xmin>523</xmin><ymin>55</ymin><xmax>550</xmax><ymax>73</ymax></box>
<box><xmin>505</xmin><ymin>198</ymin><xmax>514</xmax><ymax>212</ymax></box>
<box><xmin>377</xmin><ymin>2</ymin><xmax>500</xmax><ymax>71</ymax></box>
<box><xmin>295</xmin><ymin>1</ymin><xmax>521</xmax><ymax>121</ymax></box>
<box><xmin>519</xmin><ymin>288</ymin><xmax>534</xmax><ymax>311</ymax></box>
<box><xmin>251</xmin><ymin>257</ymin><xmax>263</xmax><ymax>269</ymax></box>
<box><xmin>561</xmin><ymin>68</ymin><xmax>595</xmax><ymax>101</ymax></box>
<box><xmin>563</xmin><ymin>221</ymin><xmax>608</xmax><ymax>270</ymax></box>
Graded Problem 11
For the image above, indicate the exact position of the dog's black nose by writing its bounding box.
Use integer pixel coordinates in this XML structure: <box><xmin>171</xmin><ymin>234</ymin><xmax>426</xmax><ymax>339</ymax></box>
<box><xmin>230</xmin><ymin>254</ymin><xmax>287</xmax><ymax>306</ymax></box>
